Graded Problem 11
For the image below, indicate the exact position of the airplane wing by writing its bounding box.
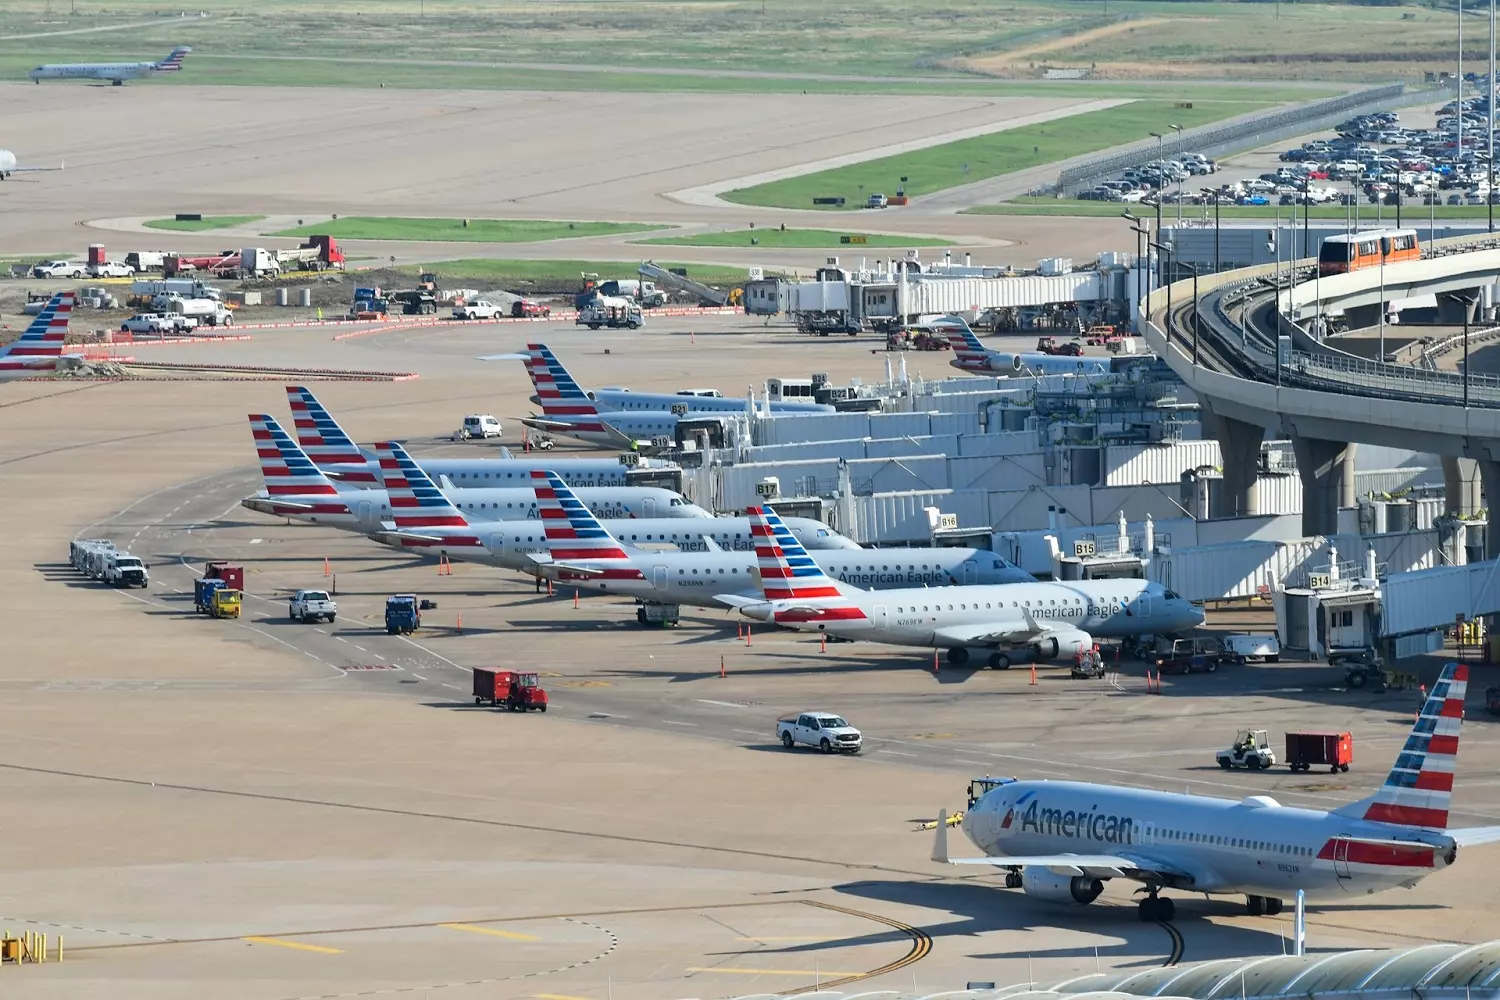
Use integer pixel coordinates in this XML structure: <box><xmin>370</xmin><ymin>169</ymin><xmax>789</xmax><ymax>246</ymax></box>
<box><xmin>932</xmin><ymin>607</ymin><xmax>1075</xmax><ymax>647</ymax></box>
<box><xmin>1450</xmin><ymin>826</ymin><xmax>1500</xmax><ymax>847</ymax></box>
<box><xmin>714</xmin><ymin>593</ymin><xmax>763</xmax><ymax>609</ymax></box>
<box><xmin>524</xmin><ymin>554</ymin><xmax>610</xmax><ymax>578</ymax></box>
<box><xmin>929</xmin><ymin>809</ymin><xmax>1193</xmax><ymax>882</ymax></box>
<box><xmin>371</xmin><ymin>529</ymin><xmax>448</xmax><ymax>544</ymax></box>
<box><xmin>521</xmin><ymin>416</ymin><xmax>582</xmax><ymax>432</ymax></box>
<box><xmin>9</xmin><ymin>162</ymin><xmax>64</xmax><ymax>173</ymax></box>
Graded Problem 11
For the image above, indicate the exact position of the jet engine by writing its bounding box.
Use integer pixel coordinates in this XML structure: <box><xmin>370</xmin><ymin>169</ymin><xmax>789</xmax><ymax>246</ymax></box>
<box><xmin>1028</xmin><ymin>628</ymin><xmax>1093</xmax><ymax>663</ymax></box>
<box><xmin>1021</xmin><ymin>868</ymin><xmax>1105</xmax><ymax>905</ymax></box>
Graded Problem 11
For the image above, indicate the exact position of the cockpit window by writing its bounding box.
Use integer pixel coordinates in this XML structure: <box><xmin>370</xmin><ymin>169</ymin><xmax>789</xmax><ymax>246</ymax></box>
<box><xmin>1164</xmin><ymin>590</ymin><xmax>1180</xmax><ymax>600</ymax></box>
<box><xmin>670</xmin><ymin>498</ymin><xmax>681</xmax><ymax>506</ymax></box>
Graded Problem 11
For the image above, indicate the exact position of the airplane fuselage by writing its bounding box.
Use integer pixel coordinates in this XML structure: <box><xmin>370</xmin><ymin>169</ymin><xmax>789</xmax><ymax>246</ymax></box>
<box><xmin>30</xmin><ymin>62</ymin><xmax>155</xmax><ymax>82</ymax></box>
<box><xmin>967</xmin><ymin>780</ymin><xmax>1455</xmax><ymax>901</ymax></box>
<box><xmin>588</xmin><ymin>388</ymin><xmax>831</xmax><ymax>415</ymax></box>
<box><xmin>243</xmin><ymin>484</ymin><xmax>706</xmax><ymax>529</ymax></box>
<box><xmin>748</xmin><ymin>579</ymin><xmax>1201</xmax><ymax>650</ymax></box>
<box><xmin>546</xmin><ymin>548</ymin><xmax>1034</xmax><ymax>609</ymax></box>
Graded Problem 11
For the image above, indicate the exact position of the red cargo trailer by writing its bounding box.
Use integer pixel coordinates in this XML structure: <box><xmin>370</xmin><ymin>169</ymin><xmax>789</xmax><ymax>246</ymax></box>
<box><xmin>471</xmin><ymin>667</ymin><xmax>548</xmax><ymax>712</ymax></box>
<box><xmin>88</xmin><ymin>243</ymin><xmax>107</xmax><ymax>266</ymax></box>
<box><xmin>203</xmin><ymin>560</ymin><xmax>245</xmax><ymax>593</ymax></box>
<box><xmin>1285</xmin><ymin>730</ymin><xmax>1352</xmax><ymax>772</ymax></box>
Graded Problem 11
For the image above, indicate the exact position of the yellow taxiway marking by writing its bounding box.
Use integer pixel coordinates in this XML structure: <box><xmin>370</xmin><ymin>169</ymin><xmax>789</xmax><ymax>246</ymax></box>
<box><xmin>687</xmin><ymin>967</ymin><xmax>860</xmax><ymax>976</ymax></box>
<box><xmin>440</xmin><ymin>923</ymin><xmax>539</xmax><ymax>941</ymax></box>
<box><xmin>736</xmin><ymin>936</ymin><xmax>840</xmax><ymax>941</ymax></box>
<box><xmin>243</xmin><ymin>936</ymin><xmax>343</xmax><ymax>954</ymax></box>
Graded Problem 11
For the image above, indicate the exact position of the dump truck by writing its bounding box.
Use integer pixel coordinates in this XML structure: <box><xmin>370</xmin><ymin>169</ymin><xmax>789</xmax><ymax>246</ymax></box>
<box><xmin>275</xmin><ymin>235</ymin><xmax>345</xmax><ymax>272</ymax></box>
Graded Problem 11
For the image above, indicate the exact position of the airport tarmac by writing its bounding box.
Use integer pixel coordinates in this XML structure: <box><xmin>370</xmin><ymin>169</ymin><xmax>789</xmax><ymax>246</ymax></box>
<box><xmin>4</xmin><ymin>318</ymin><xmax>1500</xmax><ymax>999</ymax></box>
<box><xmin>0</xmin><ymin>83</ymin><xmax>1123</xmax><ymax>268</ymax></box>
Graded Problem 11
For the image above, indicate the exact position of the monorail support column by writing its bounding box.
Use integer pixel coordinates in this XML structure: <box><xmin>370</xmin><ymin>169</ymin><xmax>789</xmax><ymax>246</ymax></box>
<box><xmin>1480</xmin><ymin>460</ymin><xmax>1500</xmax><ymax>560</ymax></box>
<box><xmin>1437</xmin><ymin>290</ymin><xmax>1480</xmax><ymax>326</ymax></box>
<box><xmin>1292</xmin><ymin>435</ymin><xmax>1356</xmax><ymax>537</ymax></box>
<box><xmin>1443</xmin><ymin>456</ymin><xmax>1482</xmax><ymax>518</ymax></box>
<box><xmin>1200</xmin><ymin>401</ymin><xmax>1263</xmax><ymax>518</ymax></box>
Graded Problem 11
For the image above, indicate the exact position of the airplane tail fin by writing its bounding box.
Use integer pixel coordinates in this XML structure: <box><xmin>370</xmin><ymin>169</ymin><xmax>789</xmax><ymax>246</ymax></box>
<box><xmin>1346</xmin><ymin>662</ymin><xmax>1468</xmax><ymax>832</ymax></box>
<box><xmin>1</xmin><ymin>293</ymin><xmax>73</xmax><ymax>361</ymax></box>
<box><xmin>156</xmin><ymin>46</ymin><xmax>191</xmax><ymax>70</ymax></box>
<box><xmin>374</xmin><ymin>441</ymin><xmax>472</xmax><ymax>530</ymax></box>
<box><xmin>748</xmin><ymin>506</ymin><xmax>855</xmax><ymax>603</ymax></box>
<box><xmin>946</xmin><ymin>324</ymin><xmax>989</xmax><ymax>366</ymax></box>
<box><xmin>529</xmin><ymin>470</ymin><xmax>634</xmax><ymax>568</ymax></box>
<box><xmin>526</xmin><ymin>343</ymin><xmax>598</xmax><ymax>417</ymax></box>
<box><xmin>285</xmin><ymin>385</ymin><xmax>377</xmax><ymax>483</ymax></box>
<box><xmin>250</xmin><ymin>414</ymin><xmax>340</xmax><ymax>497</ymax></box>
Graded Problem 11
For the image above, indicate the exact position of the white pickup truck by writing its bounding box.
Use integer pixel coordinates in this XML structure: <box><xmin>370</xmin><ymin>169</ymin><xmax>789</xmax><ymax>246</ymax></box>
<box><xmin>121</xmin><ymin>313</ymin><xmax>195</xmax><ymax>334</ymax></box>
<box><xmin>288</xmin><ymin>589</ymin><xmax>337</xmax><ymax>623</ymax></box>
<box><xmin>104</xmin><ymin>554</ymin><xmax>149</xmax><ymax>588</ymax></box>
<box><xmin>776</xmin><ymin>712</ymin><xmax>862</xmax><ymax>754</ymax></box>
<box><xmin>452</xmin><ymin>300</ymin><xmax>502</xmax><ymax>320</ymax></box>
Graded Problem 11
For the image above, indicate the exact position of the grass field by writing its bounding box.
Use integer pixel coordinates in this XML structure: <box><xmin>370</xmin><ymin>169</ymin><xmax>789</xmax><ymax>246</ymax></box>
<box><xmin>723</xmin><ymin>100</ymin><xmax>1266</xmax><ymax>210</ymax></box>
<box><xmin>966</xmin><ymin>197</ymin><xmax>1498</xmax><ymax>221</ymax></box>
<box><xmin>633</xmin><ymin>228</ymin><xmax>953</xmax><ymax>249</ymax></box>
<box><xmin>143</xmin><ymin>215</ymin><xmax>264</xmax><ymax>232</ymax></box>
<box><xmin>409</xmin><ymin>259</ymin><xmax>754</xmax><ymax>289</ymax></box>
<box><xmin>0</xmin><ymin>0</ymin><xmax>1364</xmax><ymax>90</ymax></box>
<box><xmin>273</xmin><ymin>218</ymin><xmax>666</xmax><ymax>243</ymax></box>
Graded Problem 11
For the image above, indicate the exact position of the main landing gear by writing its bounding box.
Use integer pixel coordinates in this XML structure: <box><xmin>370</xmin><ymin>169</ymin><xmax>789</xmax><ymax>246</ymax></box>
<box><xmin>1004</xmin><ymin>871</ymin><xmax>1023</xmax><ymax>889</ymax></box>
<box><xmin>1137</xmin><ymin>889</ymin><xmax>1176</xmax><ymax>922</ymax></box>
<box><xmin>1247</xmin><ymin>895</ymin><xmax>1283</xmax><ymax>916</ymax></box>
<box><xmin>941</xmin><ymin>648</ymin><xmax>1012</xmax><ymax>670</ymax></box>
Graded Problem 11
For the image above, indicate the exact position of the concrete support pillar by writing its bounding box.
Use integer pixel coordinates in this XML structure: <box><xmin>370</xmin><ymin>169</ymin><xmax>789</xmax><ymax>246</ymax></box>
<box><xmin>1200</xmin><ymin>404</ymin><xmax>1264</xmax><ymax>518</ymax></box>
<box><xmin>1480</xmin><ymin>460</ymin><xmax>1500</xmax><ymax>560</ymax></box>
<box><xmin>1443</xmin><ymin>456</ymin><xmax>1482</xmax><ymax>518</ymax></box>
<box><xmin>1292</xmin><ymin>435</ymin><xmax>1356</xmax><ymax>536</ymax></box>
<box><xmin>1343</xmin><ymin>303</ymin><xmax>1381</xmax><ymax>330</ymax></box>
<box><xmin>1437</xmin><ymin>291</ymin><xmax>1480</xmax><ymax>325</ymax></box>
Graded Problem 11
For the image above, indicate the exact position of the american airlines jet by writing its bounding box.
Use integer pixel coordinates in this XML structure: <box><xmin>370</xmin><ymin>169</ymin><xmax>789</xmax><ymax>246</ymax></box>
<box><xmin>933</xmin><ymin>662</ymin><xmax>1500</xmax><ymax>921</ymax></box>
<box><xmin>525</xmin><ymin>472</ymin><xmax>1034</xmax><ymax>610</ymax></box>
<box><xmin>945</xmin><ymin>321</ymin><xmax>1111</xmax><ymax>376</ymax></box>
<box><xmin>518</xmin><ymin>344</ymin><xmax>712</xmax><ymax>447</ymax></box>
<box><xmin>519</xmin><ymin>343</ymin><xmax>832</xmax><ymax>415</ymax></box>
<box><xmin>284</xmin><ymin>385</ymin><xmax>656</xmax><ymax>488</ymax></box>
<box><xmin>31</xmin><ymin>47</ymin><xmax>190</xmax><ymax>85</ymax></box>
<box><xmin>727</xmin><ymin>506</ymin><xmax>1202</xmax><ymax>668</ymax></box>
<box><xmin>0</xmin><ymin>149</ymin><xmax>63</xmax><ymax>179</ymax></box>
<box><xmin>365</xmin><ymin>441</ymin><xmax>856</xmax><ymax>570</ymax></box>
<box><xmin>0</xmin><ymin>293</ymin><xmax>78</xmax><ymax>381</ymax></box>
<box><xmin>242</xmin><ymin>415</ymin><xmax>707</xmax><ymax>530</ymax></box>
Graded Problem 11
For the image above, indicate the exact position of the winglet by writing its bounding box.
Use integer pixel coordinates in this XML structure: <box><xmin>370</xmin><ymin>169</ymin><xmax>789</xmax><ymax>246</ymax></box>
<box><xmin>702</xmin><ymin>534</ymin><xmax>724</xmax><ymax>554</ymax></box>
<box><xmin>931</xmin><ymin>807</ymin><xmax>950</xmax><ymax>863</ymax></box>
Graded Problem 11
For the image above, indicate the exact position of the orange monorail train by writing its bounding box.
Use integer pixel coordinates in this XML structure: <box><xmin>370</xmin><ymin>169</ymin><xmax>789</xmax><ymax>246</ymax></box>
<box><xmin>1317</xmin><ymin>228</ymin><xmax>1420</xmax><ymax>275</ymax></box>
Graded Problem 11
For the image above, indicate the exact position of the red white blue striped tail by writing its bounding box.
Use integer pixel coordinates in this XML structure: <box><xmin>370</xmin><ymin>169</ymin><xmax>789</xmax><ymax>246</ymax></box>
<box><xmin>530</xmin><ymin>469</ymin><xmax>635</xmax><ymax>570</ymax></box>
<box><xmin>155</xmin><ymin>46</ymin><xmax>190</xmax><ymax>70</ymax></box>
<box><xmin>285</xmin><ymin>385</ymin><xmax>377</xmax><ymax>483</ymax></box>
<box><xmin>946</xmin><ymin>325</ymin><xmax>990</xmax><ymax>371</ymax></box>
<box><xmin>374</xmin><ymin>441</ymin><xmax>473</xmax><ymax>530</ymax></box>
<box><xmin>1362</xmin><ymin>662</ymin><xmax>1468</xmax><ymax>831</ymax></box>
<box><xmin>525</xmin><ymin>342</ymin><xmax>608</xmax><ymax>429</ymax></box>
<box><xmin>0</xmin><ymin>293</ymin><xmax>73</xmax><ymax>370</ymax></box>
<box><xmin>748</xmin><ymin>506</ymin><xmax>845</xmax><ymax>602</ymax></box>
<box><xmin>250</xmin><ymin>413</ymin><xmax>342</xmax><ymax>499</ymax></box>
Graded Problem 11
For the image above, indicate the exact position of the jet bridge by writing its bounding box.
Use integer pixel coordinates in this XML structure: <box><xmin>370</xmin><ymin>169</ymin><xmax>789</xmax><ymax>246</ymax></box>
<box><xmin>638</xmin><ymin>261</ymin><xmax>729</xmax><ymax>307</ymax></box>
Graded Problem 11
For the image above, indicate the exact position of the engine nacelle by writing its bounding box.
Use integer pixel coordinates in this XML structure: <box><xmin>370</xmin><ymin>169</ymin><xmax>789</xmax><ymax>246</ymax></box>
<box><xmin>1028</xmin><ymin>628</ymin><xmax>1093</xmax><ymax>663</ymax></box>
<box><xmin>1021</xmin><ymin>868</ymin><xmax>1105</xmax><ymax>905</ymax></box>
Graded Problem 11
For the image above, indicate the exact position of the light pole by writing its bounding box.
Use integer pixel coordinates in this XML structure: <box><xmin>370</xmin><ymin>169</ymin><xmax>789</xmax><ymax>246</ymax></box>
<box><xmin>1379</xmin><ymin>235</ymin><xmax>1388</xmax><ymax>360</ymax></box>
<box><xmin>1191</xmin><ymin>263</ymin><xmax>1201</xmax><ymax>366</ymax></box>
<box><xmin>1465</xmin><ymin>292</ymin><xmax>1472</xmax><ymax>408</ymax></box>
<box><xmin>1123</xmin><ymin>210</ymin><xmax>1148</xmax><ymax>330</ymax></box>
<box><xmin>1171</xmin><ymin>123</ymin><xmax>1185</xmax><ymax>228</ymax></box>
<box><xmin>1490</xmin><ymin>0</ymin><xmax>1496</xmax><ymax>233</ymax></box>
<box><xmin>1211</xmin><ymin>187</ymin><xmax>1222</xmax><ymax>272</ymax></box>
<box><xmin>1150</xmin><ymin>239</ymin><xmax>1175</xmax><ymax>335</ymax></box>
<box><xmin>1143</xmin><ymin>196</ymin><xmax>1162</xmax><ymax>284</ymax></box>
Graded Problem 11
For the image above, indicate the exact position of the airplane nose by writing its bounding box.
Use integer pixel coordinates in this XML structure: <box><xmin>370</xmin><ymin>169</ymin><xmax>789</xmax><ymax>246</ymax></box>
<box><xmin>739</xmin><ymin>601</ymin><xmax>774</xmax><ymax>622</ymax></box>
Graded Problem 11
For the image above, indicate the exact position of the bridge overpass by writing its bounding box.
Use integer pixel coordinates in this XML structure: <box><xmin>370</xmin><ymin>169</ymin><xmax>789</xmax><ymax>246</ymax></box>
<box><xmin>1143</xmin><ymin>232</ymin><xmax>1500</xmax><ymax>554</ymax></box>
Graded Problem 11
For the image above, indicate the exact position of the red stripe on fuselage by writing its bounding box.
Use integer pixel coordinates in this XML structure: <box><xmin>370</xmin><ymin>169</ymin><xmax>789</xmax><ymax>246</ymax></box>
<box><xmin>773</xmin><ymin>606</ymin><xmax>868</xmax><ymax>623</ymax></box>
<box><xmin>1362</xmin><ymin>802</ymin><xmax>1449</xmax><ymax>828</ymax></box>
<box><xmin>1317</xmin><ymin>838</ymin><xmax>1437</xmax><ymax>868</ymax></box>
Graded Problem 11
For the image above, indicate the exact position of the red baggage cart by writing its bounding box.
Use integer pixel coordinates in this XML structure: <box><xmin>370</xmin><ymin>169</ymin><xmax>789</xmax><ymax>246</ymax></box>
<box><xmin>471</xmin><ymin>667</ymin><xmax>548</xmax><ymax>712</ymax></box>
<box><xmin>1285</xmin><ymin>730</ymin><xmax>1352</xmax><ymax>773</ymax></box>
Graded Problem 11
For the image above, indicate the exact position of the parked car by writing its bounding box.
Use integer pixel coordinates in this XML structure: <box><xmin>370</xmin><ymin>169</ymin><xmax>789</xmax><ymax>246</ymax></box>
<box><xmin>452</xmin><ymin>299</ymin><xmax>502</xmax><ymax>320</ymax></box>
<box><xmin>511</xmin><ymin>299</ymin><xmax>552</xmax><ymax>318</ymax></box>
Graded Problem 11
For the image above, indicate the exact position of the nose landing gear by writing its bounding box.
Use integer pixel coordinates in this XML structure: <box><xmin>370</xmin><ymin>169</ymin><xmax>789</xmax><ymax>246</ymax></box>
<box><xmin>1247</xmin><ymin>895</ymin><xmax>1283</xmax><ymax>916</ymax></box>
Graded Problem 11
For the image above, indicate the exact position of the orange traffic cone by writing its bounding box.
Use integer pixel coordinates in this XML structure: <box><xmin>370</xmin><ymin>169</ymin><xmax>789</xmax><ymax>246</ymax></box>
<box><xmin>547</xmin><ymin>579</ymin><xmax>554</xmax><ymax>597</ymax></box>
<box><xmin>820</xmin><ymin>633</ymin><xmax>827</xmax><ymax>653</ymax></box>
<box><xmin>456</xmin><ymin>613</ymin><xmax>462</xmax><ymax>633</ymax></box>
<box><xmin>573</xmin><ymin>589</ymin><xmax>580</xmax><ymax>609</ymax></box>
<box><xmin>322</xmin><ymin>557</ymin><xmax>331</xmax><ymax>578</ymax></box>
<box><xmin>745</xmin><ymin>626</ymin><xmax>753</xmax><ymax>647</ymax></box>
<box><xmin>933</xmin><ymin>649</ymin><xmax>940</xmax><ymax>673</ymax></box>
<box><xmin>1030</xmin><ymin>664</ymin><xmax>1038</xmax><ymax>686</ymax></box>
<box><xmin>720</xmin><ymin>655</ymin><xmax>726</xmax><ymax>678</ymax></box>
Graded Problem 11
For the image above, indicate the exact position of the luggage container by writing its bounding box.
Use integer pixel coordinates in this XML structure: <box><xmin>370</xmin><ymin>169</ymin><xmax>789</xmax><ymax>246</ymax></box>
<box><xmin>1284</xmin><ymin>730</ymin><xmax>1352</xmax><ymax>773</ymax></box>
<box><xmin>194</xmin><ymin>577</ymin><xmax>228</xmax><ymax>613</ymax></box>
<box><xmin>203</xmin><ymin>561</ymin><xmax>245</xmax><ymax>593</ymax></box>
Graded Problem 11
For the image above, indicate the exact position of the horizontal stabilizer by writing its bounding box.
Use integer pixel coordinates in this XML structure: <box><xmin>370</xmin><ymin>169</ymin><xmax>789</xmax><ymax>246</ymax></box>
<box><xmin>1450</xmin><ymin>826</ymin><xmax>1500</xmax><ymax>847</ymax></box>
<box><xmin>371</xmin><ymin>529</ymin><xmax>447</xmax><ymax>544</ymax></box>
<box><xmin>713</xmin><ymin>593</ymin><xmax>763</xmax><ymax>609</ymax></box>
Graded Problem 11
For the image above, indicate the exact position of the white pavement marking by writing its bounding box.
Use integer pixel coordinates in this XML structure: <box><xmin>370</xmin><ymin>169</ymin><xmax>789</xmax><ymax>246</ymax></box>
<box><xmin>442</xmin><ymin>683</ymin><xmax>462</xmax><ymax>690</ymax></box>
<box><xmin>397</xmin><ymin>635</ymin><xmax>471</xmax><ymax>672</ymax></box>
<box><xmin>696</xmin><ymin>699</ymin><xmax>747</xmax><ymax>709</ymax></box>
<box><xmin>731</xmin><ymin>729</ymin><xmax>763</xmax><ymax>737</ymax></box>
<box><xmin>412</xmin><ymin>673</ymin><xmax>427</xmax><ymax>681</ymax></box>
<box><xmin>663</xmin><ymin>720</ymin><xmax>699</xmax><ymax>727</ymax></box>
<box><xmin>877</xmin><ymin>749</ymin><xmax>916</xmax><ymax>757</ymax></box>
<box><xmin>353</xmin><ymin>645</ymin><xmax>368</xmax><ymax>653</ymax></box>
<box><xmin>334</xmin><ymin>636</ymin><xmax>349</xmax><ymax>643</ymax></box>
